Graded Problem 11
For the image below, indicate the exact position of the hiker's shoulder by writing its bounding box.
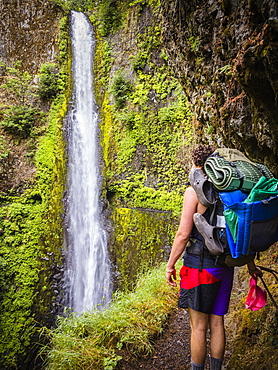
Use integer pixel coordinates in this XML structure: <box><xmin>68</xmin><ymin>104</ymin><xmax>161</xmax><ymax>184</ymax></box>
<box><xmin>183</xmin><ymin>186</ymin><xmax>202</xmax><ymax>207</ymax></box>
<box><xmin>184</xmin><ymin>185</ymin><xmax>198</xmax><ymax>198</ymax></box>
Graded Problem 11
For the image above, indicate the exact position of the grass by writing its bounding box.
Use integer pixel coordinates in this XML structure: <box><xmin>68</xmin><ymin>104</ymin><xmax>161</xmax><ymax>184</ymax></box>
<box><xmin>43</xmin><ymin>261</ymin><xmax>182</xmax><ymax>370</ymax></box>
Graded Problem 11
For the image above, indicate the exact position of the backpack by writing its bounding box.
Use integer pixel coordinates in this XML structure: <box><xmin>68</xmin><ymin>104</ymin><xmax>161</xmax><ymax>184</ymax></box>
<box><xmin>189</xmin><ymin>149</ymin><xmax>278</xmax><ymax>267</ymax></box>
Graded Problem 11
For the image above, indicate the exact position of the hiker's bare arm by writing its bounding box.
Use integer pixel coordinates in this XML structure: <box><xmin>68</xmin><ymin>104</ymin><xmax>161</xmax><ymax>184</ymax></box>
<box><xmin>166</xmin><ymin>187</ymin><xmax>201</xmax><ymax>286</ymax></box>
<box><xmin>247</xmin><ymin>261</ymin><xmax>263</xmax><ymax>276</ymax></box>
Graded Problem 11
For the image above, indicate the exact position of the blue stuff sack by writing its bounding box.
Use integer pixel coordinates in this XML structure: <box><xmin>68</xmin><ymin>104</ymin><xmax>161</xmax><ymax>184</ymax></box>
<box><xmin>220</xmin><ymin>190</ymin><xmax>278</xmax><ymax>258</ymax></box>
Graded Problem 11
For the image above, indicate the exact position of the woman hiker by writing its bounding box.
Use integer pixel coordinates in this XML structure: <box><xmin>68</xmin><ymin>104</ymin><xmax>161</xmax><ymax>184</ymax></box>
<box><xmin>166</xmin><ymin>144</ymin><xmax>262</xmax><ymax>370</ymax></box>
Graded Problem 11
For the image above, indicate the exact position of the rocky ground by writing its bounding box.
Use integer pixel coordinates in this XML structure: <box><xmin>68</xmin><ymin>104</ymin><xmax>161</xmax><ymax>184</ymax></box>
<box><xmin>116</xmin><ymin>307</ymin><xmax>233</xmax><ymax>370</ymax></box>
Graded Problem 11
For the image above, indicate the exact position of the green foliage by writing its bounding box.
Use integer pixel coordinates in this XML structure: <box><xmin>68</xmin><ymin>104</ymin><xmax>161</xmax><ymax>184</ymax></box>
<box><xmin>117</xmin><ymin>110</ymin><xmax>137</xmax><ymax>130</ymax></box>
<box><xmin>132</xmin><ymin>49</ymin><xmax>149</xmax><ymax>72</ymax></box>
<box><xmin>218</xmin><ymin>64</ymin><xmax>233</xmax><ymax>76</ymax></box>
<box><xmin>188</xmin><ymin>36</ymin><xmax>199</xmax><ymax>52</ymax></box>
<box><xmin>67</xmin><ymin>0</ymin><xmax>96</xmax><ymax>11</ymax></box>
<box><xmin>110</xmin><ymin>83</ymin><xmax>192</xmax><ymax>200</ymax></box>
<box><xmin>103</xmin><ymin>354</ymin><xmax>123</xmax><ymax>370</ymax></box>
<box><xmin>94</xmin><ymin>39</ymin><xmax>111</xmax><ymax>92</ymax></box>
<box><xmin>128</xmin><ymin>0</ymin><xmax>160</xmax><ymax>8</ymax></box>
<box><xmin>48</xmin><ymin>0</ymin><xmax>69</xmax><ymax>10</ymax></box>
<box><xmin>45</xmin><ymin>262</ymin><xmax>181</xmax><ymax>370</ymax></box>
<box><xmin>0</xmin><ymin>61</ymin><xmax>47</xmax><ymax>139</ymax></box>
<box><xmin>38</xmin><ymin>63</ymin><xmax>61</xmax><ymax>101</ymax></box>
<box><xmin>95</xmin><ymin>2</ymin><xmax>194</xmax><ymax>213</ymax></box>
<box><xmin>99</xmin><ymin>0</ymin><xmax>123</xmax><ymax>37</ymax></box>
<box><xmin>131</xmin><ymin>27</ymin><xmax>161</xmax><ymax>72</ymax></box>
<box><xmin>0</xmin><ymin>202</ymin><xmax>43</xmax><ymax>367</ymax></box>
<box><xmin>57</xmin><ymin>16</ymin><xmax>70</xmax><ymax>66</ymax></box>
<box><xmin>0</xmin><ymin>60</ymin><xmax>36</xmax><ymax>105</ymax></box>
<box><xmin>0</xmin><ymin>134</ymin><xmax>9</xmax><ymax>160</ymax></box>
<box><xmin>0</xmin><ymin>91</ymin><xmax>67</xmax><ymax>368</ymax></box>
<box><xmin>220</xmin><ymin>249</ymin><xmax>277</xmax><ymax>370</ymax></box>
<box><xmin>1</xmin><ymin>105</ymin><xmax>45</xmax><ymax>138</ymax></box>
<box><xmin>110</xmin><ymin>73</ymin><xmax>133</xmax><ymax>109</ymax></box>
<box><xmin>0</xmin><ymin>256</ymin><xmax>8</xmax><ymax>295</ymax></box>
<box><xmin>225</xmin><ymin>246</ymin><xmax>278</xmax><ymax>370</ymax></box>
<box><xmin>111</xmin><ymin>178</ymin><xmax>184</xmax><ymax>216</ymax></box>
<box><xmin>111</xmin><ymin>207</ymin><xmax>178</xmax><ymax>291</ymax></box>
<box><xmin>0</xmin><ymin>13</ymin><xmax>69</xmax><ymax>369</ymax></box>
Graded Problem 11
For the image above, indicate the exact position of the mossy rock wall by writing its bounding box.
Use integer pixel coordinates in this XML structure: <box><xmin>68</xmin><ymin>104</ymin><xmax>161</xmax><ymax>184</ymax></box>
<box><xmin>0</xmin><ymin>1</ymin><xmax>66</xmax><ymax>368</ymax></box>
<box><xmin>160</xmin><ymin>0</ymin><xmax>278</xmax><ymax>176</ymax></box>
<box><xmin>93</xmin><ymin>0</ymin><xmax>194</xmax><ymax>294</ymax></box>
<box><xmin>93</xmin><ymin>1</ymin><xmax>194</xmax><ymax>216</ymax></box>
<box><xmin>110</xmin><ymin>207</ymin><xmax>179</xmax><ymax>291</ymax></box>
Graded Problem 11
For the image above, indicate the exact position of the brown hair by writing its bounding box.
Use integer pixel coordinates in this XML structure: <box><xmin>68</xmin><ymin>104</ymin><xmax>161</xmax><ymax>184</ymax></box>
<box><xmin>192</xmin><ymin>144</ymin><xmax>216</xmax><ymax>168</ymax></box>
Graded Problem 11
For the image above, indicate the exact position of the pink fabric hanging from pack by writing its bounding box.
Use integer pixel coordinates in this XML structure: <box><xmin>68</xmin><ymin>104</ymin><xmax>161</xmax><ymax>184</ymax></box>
<box><xmin>245</xmin><ymin>276</ymin><xmax>267</xmax><ymax>311</ymax></box>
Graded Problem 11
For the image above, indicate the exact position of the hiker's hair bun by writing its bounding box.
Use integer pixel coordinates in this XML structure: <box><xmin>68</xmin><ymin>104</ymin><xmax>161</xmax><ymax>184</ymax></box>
<box><xmin>192</xmin><ymin>145</ymin><xmax>216</xmax><ymax>168</ymax></box>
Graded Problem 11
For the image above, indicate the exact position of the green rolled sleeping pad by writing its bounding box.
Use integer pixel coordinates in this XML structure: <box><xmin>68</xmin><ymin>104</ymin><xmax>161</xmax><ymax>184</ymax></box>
<box><xmin>204</xmin><ymin>149</ymin><xmax>273</xmax><ymax>192</ymax></box>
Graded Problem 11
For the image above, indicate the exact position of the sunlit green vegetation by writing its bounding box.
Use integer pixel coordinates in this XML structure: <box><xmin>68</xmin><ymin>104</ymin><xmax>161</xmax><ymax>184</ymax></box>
<box><xmin>44</xmin><ymin>262</ymin><xmax>181</xmax><ymax>370</ymax></box>
<box><xmin>0</xmin><ymin>15</ymin><xmax>70</xmax><ymax>369</ymax></box>
<box><xmin>94</xmin><ymin>4</ymin><xmax>194</xmax><ymax>216</ymax></box>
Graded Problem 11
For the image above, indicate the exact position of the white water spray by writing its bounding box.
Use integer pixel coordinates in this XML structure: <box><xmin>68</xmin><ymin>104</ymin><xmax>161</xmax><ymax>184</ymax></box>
<box><xmin>65</xmin><ymin>11</ymin><xmax>111</xmax><ymax>313</ymax></box>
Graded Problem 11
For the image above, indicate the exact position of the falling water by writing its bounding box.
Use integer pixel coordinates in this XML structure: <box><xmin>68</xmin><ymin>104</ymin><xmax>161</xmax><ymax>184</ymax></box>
<box><xmin>64</xmin><ymin>11</ymin><xmax>111</xmax><ymax>313</ymax></box>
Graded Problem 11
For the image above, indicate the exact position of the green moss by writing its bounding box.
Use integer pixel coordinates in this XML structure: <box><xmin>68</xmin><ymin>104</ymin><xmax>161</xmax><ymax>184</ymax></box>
<box><xmin>0</xmin><ymin>14</ymin><xmax>70</xmax><ymax>369</ymax></box>
<box><xmin>94</xmin><ymin>3</ymin><xmax>194</xmax><ymax>212</ymax></box>
<box><xmin>0</xmin><ymin>95</ymin><xmax>67</xmax><ymax>369</ymax></box>
<box><xmin>111</xmin><ymin>207</ymin><xmax>178</xmax><ymax>291</ymax></box>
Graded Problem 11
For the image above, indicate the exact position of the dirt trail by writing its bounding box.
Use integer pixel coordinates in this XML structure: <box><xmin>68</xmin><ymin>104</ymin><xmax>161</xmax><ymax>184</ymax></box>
<box><xmin>116</xmin><ymin>307</ymin><xmax>232</xmax><ymax>370</ymax></box>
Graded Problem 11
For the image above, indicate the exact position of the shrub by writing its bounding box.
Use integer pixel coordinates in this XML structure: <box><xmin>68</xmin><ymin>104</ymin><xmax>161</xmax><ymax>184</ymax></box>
<box><xmin>0</xmin><ymin>135</ymin><xmax>9</xmax><ymax>160</ymax></box>
<box><xmin>110</xmin><ymin>74</ymin><xmax>133</xmax><ymax>109</ymax></box>
<box><xmin>0</xmin><ymin>60</ymin><xmax>36</xmax><ymax>105</ymax></box>
<box><xmin>1</xmin><ymin>105</ymin><xmax>45</xmax><ymax>138</ymax></box>
<box><xmin>48</xmin><ymin>0</ymin><xmax>96</xmax><ymax>12</ymax></box>
<box><xmin>38</xmin><ymin>63</ymin><xmax>60</xmax><ymax>101</ymax></box>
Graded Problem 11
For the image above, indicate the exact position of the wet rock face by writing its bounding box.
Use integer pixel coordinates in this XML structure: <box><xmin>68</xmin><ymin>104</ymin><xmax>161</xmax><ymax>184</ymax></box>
<box><xmin>0</xmin><ymin>0</ymin><xmax>61</xmax><ymax>73</ymax></box>
<box><xmin>161</xmin><ymin>0</ymin><xmax>278</xmax><ymax>175</ymax></box>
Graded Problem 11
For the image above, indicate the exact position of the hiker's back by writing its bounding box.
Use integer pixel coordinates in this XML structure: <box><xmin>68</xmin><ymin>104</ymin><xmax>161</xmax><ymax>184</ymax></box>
<box><xmin>189</xmin><ymin>148</ymin><xmax>278</xmax><ymax>267</ymax></box>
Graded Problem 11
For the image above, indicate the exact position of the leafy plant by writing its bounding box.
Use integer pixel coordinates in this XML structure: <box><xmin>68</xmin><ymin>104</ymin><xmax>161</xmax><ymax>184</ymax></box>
<box><xmin>103</xmin><ymin>354</ymin><xmax>122</xmax><ymax>370</ymax></box>
<box><xmin>0</xmin><ymin>61</ymin><xmax>47</xmax><ymax>138</ymax></box>
<box><xmin>37</xmin><ymin>63</ymin><xmax>61</xmax><ymax>101</ymax></box>
<box><xmin>110</xmin><ymin>73</ymin><xmax>133</xmax><ymax>109</ymax></box>
<box><xmin>117</xmin><ymin>110</ymin><xmax>137</xmax><ymax>130</ymax></box>
<box><xmin>0</xmin><ymin>135</ymin><xmax>9</xmax><ymax>160</ymax></box>
<box><xmin>188</xmin><ymin>36</ymin><xmax>199</xmax><ymax>52</ymax></box>
<box><xmin>218</xmin><ymin>64</ymin><xmax>233</xmax><ymax>76</ymax></box>
<box><xmin>132</xmin><ymin>50</ymin><xmax>149</xmax><ymax>71</ymax></box>
<box><xmin>48</xmin><ymin>0</ymin><xmax>96</xmax><ymax>11</ymax></box>
<box><xmin>1</xmin><ymin>105</ymin><xmax>45</xmax><ymax>138</ymax></box>
<box><xmin>0</xmin><ymin>60</ymin><xmax>36</xmax><ymax>105</ymax></box>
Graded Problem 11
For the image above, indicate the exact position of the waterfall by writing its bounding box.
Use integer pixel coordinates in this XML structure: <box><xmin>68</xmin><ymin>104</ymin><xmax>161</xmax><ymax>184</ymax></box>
<box><xmin>64</xmin><ymin>11</ymin><xmax>111</xmax><ymax>313</ymax></box>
